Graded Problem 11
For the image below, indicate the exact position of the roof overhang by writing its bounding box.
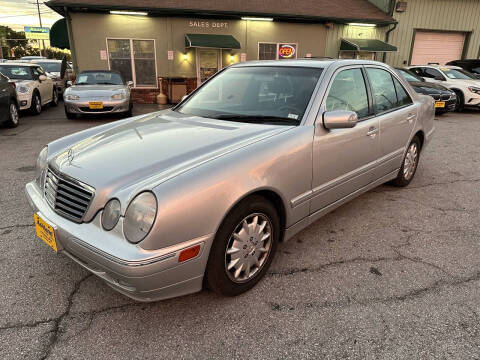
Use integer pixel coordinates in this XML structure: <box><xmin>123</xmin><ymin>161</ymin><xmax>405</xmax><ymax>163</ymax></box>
<box><xmin>45</xmin><ymin>2</ymin><xmax>396</xmax><ymax>26</ymax></box>
<box><xmin>185</xmin><ymin>34</ymin><xmax>241</xmax><ymax>49</ymax></box>
<box><xmin>340</xmin><ymin>38</ymin><xmax>397</xmax><ymax>52</ymax></box>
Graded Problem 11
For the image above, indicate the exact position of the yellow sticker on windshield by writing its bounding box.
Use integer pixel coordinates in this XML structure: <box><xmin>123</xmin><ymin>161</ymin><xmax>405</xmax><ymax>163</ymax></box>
<box><xmin>440</xmin><ymin>68</ymin><xmax>450</xmax><ymax>71</ymax></box>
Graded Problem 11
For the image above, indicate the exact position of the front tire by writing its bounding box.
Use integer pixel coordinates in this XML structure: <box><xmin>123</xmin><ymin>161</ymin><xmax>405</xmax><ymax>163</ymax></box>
<box><xmin>205</xmin><ymin>195</ymin><xmax>280</xmax><ymax>296</ymax></box>
<box><xmin>391</xmin><ymin>136</ymin><xmax>421</xmax><ymax>187</ymax></box>
<box><xmin>5</xmin><ymin>101</ymin><xmax>19</xmax><ymax>128</ymax></box>
<box><xmin>30</xmin><ymin>92</ymin><xmax>42</xmax><ymax>115</ymax></box>
<box><xmin>50</xmin><ymin>88</ymin><xmax>58</xmax><ymax>107</ymax></box>
<box><xmin>65</xmin><ymin>107</ymin><xmax>77</xmax><ymax>120</ymax></box>
<box><xmin>453</xmin><ymin>90</ymin><xmax>464</xmax><ymax>112</ymax></box>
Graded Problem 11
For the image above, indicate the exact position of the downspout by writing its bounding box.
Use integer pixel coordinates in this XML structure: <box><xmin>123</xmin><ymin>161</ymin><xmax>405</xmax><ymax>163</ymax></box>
<box><xmin>64</xmin><ymin>6</ymin><xmax>79</xmax><ymax>73</ymax></box>
<box><xmin>382</xmin><ymin>22</ymin><xmax>397</xmax><ymax>63</ymax></box>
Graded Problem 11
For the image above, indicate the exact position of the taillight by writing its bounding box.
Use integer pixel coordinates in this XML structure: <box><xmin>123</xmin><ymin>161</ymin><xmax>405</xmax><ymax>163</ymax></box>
<box><xmin>10</xmin><ymin>82</ymin><xmax>15</xmax><ymax>89</ymax></box>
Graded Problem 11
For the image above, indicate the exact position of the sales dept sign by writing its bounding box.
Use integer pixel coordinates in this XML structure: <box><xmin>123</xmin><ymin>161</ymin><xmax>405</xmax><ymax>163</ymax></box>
<box><xmin>24</xmin><ymin>26</ymin><xmax>50</xmax><ymax>40</ymax></box>
<box><xmin>278</xmin><ymin>44</ymin><xmax>297</xmax><ymax>59</ymax></box>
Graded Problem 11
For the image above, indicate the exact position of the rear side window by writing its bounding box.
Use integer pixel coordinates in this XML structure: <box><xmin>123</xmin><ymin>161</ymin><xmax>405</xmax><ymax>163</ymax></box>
<box><xmin>325</xmin><ymin>68</ymin><xmax>369</xmax><ymax>119</ymax></box>
<box><xmin>409</xmin><ymin>67</ymin><xmax>424</xmax><ymax>77</ymax></box>
<box><xmin>366</xmin><ymin>68</ymin><xmax>397</xmax><ymax>113</ymax></box>
<box><xmin>424</xmin><ymin>68</ymin><xmax>444</xmax><ymax>80</ymax></box>
<box><xmin>393</xmin><ymin>77</ymin><xmax>413</xmax><ymax>107</ymax></box>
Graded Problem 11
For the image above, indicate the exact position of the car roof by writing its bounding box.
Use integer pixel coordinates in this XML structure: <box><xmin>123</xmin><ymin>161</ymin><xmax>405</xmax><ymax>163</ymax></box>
<box><xmin>78</xmin><ymin>70</ymin><xmax>121</xmax><ymax>73</ymax></box>
<box><xmin>230</xmin><ymin>59</ymin><xmax>389</xmax><ymax>69</ymax></box>
<box><xmin>0</xmin><ymin>62</ymin><xmax>38</xmax><ymax>67</ymax></box>
<box><xmin>30</xmin><ymin>59</ymin><xmax>61</xmax><ymax>63</ymax></box>
<box><xmin>409</xmin><ymin>64</ymin><xmax>463</xmax><ymax>70</ymax></box>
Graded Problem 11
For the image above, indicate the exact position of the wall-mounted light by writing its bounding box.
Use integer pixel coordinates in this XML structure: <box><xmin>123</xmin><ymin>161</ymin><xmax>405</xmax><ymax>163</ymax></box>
<box><xmin>348</xmin><ymin>23</ymin><xmax>376</xmax><ymax>27</ymax></box>
<box><xmin>110</xmin><ymin>10</ymin><xmax>148</xmax><ymax>16</ymax></box>
<box><xmin>241</xmin><ymin>17</ymin><xmax>273</xmax><ymax>21</ymax></box>
<box><xmin>183</xmin><ymin>53</ymin><xmax>188</xmax><ymax>61</ymax></box>
<box><xmin>229</xmin><ymin>54</ymin><xmax>234</xmax><ymax>62</ymax></box>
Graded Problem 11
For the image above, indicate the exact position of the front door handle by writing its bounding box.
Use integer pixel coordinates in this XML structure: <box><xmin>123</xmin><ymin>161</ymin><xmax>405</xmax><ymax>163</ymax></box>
<box><xmin>367</xmin><ymin>127</ymin><xmax>378</xmax><ymax>138</ymax></box>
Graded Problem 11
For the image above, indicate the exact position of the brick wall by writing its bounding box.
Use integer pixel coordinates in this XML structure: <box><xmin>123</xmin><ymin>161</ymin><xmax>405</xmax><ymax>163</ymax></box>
<box><xmin>131</xmin><ymin>77</ymin><xmax>198</xmax><ymax>104</ymax></box>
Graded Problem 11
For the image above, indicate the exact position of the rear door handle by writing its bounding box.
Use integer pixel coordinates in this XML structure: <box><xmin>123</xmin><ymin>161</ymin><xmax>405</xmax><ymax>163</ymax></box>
<box><xmin>406</xmin><ymin>113</ymin><xmax>416</xmax><ymax>122</ymax></box>
<box><xmin>367</xmin><ymin>127</ymin><xmax>378</xmax><ymax>137</ymax></box>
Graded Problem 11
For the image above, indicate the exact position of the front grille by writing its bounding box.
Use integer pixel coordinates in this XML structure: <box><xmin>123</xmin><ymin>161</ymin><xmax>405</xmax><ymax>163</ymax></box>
<box><xmin>441</xmin><ymin>94</ymin><xmax>450</xmax><ymax>101</ymax></box>
<box><xmin>44</xmin><ymin>168</ymin><xmax>94</xmax><ymax>223</ymax></box>
<box><xmin>431</xmin><ymin>94</ymin><xmax>441</xmax><ymax>100</ymax></box>
<box><xmin>79</xmin><ymin>106</ymin><xmax>114</xmax><ymax>112</ymax></box>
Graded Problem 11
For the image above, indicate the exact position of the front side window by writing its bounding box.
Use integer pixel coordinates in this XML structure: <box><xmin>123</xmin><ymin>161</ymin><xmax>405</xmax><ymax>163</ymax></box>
<box><xmin>177</xmin><ymin>66</ymin><xmax>323</xmax><ymax>124</ymax></box>
<box><xmin>107</xmin><ymin>38</ymin><xmax>156</xmax><ymax>87</ymax></box>
<box><xmin>36</xmin><ymin>62</ymin><xmax>61</xmax><ymax>73</ymax></box>
<box><xmin>325</xmin><ymin>68</ymin><xmax>369</xmax><ymax>119</ymax></box>
<box><xmin>366</xmin><ymin>68</ymin><xmax>398</xmax><ymax>113</ymax></box>
<box><xmin>409</xmin><ymin>67</ymin><xmax>425</xmax><ymax>77</ymax></box>
<box><xmin>424</xmin><ymin>68</ymin><xmax>444</xmax><ymax>80</ymax></box>
<box><xmin>0</xmin><ymin>66</ymin><xmax>33</xmax><ymax>80</ymax></box>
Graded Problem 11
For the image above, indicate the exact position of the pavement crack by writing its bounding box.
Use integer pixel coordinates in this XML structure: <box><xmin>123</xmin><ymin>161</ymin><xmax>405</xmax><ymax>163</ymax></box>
<box><xmin>0</xmin><ymin>319</ymin><xmax>54</xmax><ymax>332</ymax></box>
<box><xmin>40</xmin><ymin>273</ymin><xmax>92</xmax><ymax>360</ymax></box>
<box><xmin>391</xmin><ymin>248</ymin><xmax>455</xmax><ymax>277</ymax></box>
<box><xmin>0</xmin><ymin>223</ymin><xmax>35</xmax><ymax>231</ymax></box>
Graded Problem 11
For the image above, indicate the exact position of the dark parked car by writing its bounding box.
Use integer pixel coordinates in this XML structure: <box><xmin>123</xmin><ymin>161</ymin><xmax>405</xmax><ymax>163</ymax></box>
<box><xmin>395</xmin><ymin>67</ymin><xmax>456</xmax><ymax>114</ymax></box>
<box><xmin>446</xmin><ymin>59</ymin><xmax>480</xmax><ymax>79</ymax></box>
<box><xmin>0</xmin><ymin>72</ymin><xmax>19</xmax><ymax>128</ymax></box>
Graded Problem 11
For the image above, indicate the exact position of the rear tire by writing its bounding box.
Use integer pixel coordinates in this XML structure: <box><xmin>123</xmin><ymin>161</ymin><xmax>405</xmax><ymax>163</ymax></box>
<box><xmin>205</xmin><ymin>195</ymin><xmax>280</xmax><ymax>296</ymax></box>
<box><xmin>30</xmin><ymin>91</ymin><xmax>42</xmax><ymax>115</ymax></box>
<box><xmin>5</xmin><ymin>101</ymin><xmax>19</xmax><ymax>128</ymax></box>
<box><xmin>391</xmin><ymin>136</ymin><xmax>421</xmax><ymax>187</ymax></box>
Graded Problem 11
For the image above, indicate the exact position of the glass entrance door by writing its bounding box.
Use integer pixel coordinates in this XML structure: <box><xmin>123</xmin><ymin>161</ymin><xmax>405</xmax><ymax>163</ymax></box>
<box><xmin>197</xmin><ymin>49</ymin><xmax>221</xmax><ymax>85</ymax></box>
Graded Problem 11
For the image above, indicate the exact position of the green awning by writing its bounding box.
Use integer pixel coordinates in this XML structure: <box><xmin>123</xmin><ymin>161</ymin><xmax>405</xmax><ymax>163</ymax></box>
<box><xmin>50</xmin><ymin>18</ymin><xmax>69</xmax><ymax>49</ymax></box>
<box><xmin>340</xmin><ymin>38</ymin><xmax>397</xmax><ymax>52</ymax></box>
<box><xmin>185</xmin><ymin>34</ymin><xmax>241</xmax><ymax>49</ymax></box>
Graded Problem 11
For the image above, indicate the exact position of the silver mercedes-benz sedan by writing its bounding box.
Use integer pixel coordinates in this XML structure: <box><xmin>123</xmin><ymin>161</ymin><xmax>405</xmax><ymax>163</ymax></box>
<box><xmin>26</xmin><ymin>59</ymin><xmax>435</xmax><ymax>302</ymax></box>
<box><xmin>63</xmin><ymin>70</ymin><xmax>133</xmax><ymax>119</ymax></box>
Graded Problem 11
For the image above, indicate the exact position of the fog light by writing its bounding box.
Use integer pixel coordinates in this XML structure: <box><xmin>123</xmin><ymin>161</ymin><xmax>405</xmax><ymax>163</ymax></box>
<box><xmin>20</xmin><ymin>100</ymin><xmax>27</xmax><ymax>106</ymax></box>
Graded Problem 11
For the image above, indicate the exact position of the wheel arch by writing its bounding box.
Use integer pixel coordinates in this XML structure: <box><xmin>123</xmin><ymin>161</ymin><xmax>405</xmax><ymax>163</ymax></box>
<box><xmin>215</xmin><ymin>187</ymin><xmax>288</xmax><ymax>243</ymax></box>
<box><xmin>413</xmin><ymin>130</ymin><xmax>425</xmax><ymax>151</ymax></box>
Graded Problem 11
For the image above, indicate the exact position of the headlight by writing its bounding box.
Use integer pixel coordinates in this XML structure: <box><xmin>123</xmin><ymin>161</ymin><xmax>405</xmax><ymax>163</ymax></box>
<box><xmin>66</xmin><ymin>94</ymin><xmax>79</xmax><ymax>100</ymax></box>
<box><xmin>111</xmin><ymin>93</ymin><xmax>125</xmax><ymax>100</ymax></box>
<box><xmin>123</xmin><ymin>192</ymin><xmax>157</xmax><ymax>243</ymax></box>
<box><xmin>102</xmin><ymin>199</ymin><xmax>121</xmax><ymax>231</ymax></box>
<box><xmin>17</xmin><ymin>85</ymin><xmax>30</xmax><ymax>94</ymax></box>
<box><xmin>35</xmin><ymin>146</ymin><xmax>48</xmax><ymax>187</ymax></box>
<box><xmin>468</xmin><ymin>86</ymin><xmax>480</xmax><ymax>95</ymax></box>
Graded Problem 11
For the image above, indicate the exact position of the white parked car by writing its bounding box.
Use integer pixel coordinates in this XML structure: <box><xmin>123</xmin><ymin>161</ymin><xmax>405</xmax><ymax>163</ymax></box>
<box><xmin>0</xmin><ymin>63</ymin><xmax>58</xmax><ymax>115</ymax></box>
<box><xmin>29</xmin><ymin>58</ymin><xmax>75</xmax><ymax>95</ymax></box>
<box><xmin>407</xmin><ymin>65</ymin><xmax>480</xmax><ymax>111</ymax></box>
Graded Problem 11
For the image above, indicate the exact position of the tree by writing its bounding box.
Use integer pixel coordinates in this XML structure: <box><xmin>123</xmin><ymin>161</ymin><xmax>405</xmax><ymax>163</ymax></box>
<box><xmin>0</xmin><ymin>26</ymin><xmax>28</xmax><ymax>58</ymax></box>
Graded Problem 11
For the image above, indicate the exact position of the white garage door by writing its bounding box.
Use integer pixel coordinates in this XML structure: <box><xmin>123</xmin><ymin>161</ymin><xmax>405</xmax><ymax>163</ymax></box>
<box><xmin>410</xmin><ymin>31</ymin><xmax>465</xmax><ymax>65</ymax></box>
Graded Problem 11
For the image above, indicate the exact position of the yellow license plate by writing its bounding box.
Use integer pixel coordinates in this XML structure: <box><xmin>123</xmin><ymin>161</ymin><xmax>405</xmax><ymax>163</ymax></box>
<box><xmin>34</xmin><ymin>214</ymin><xmax>57</xmax><ymax>252</ymax></box>
<box><xmin>435</xmin><ymin>101</ymin><xmax>445</xmax><ymax>108</ymax></box>
<box><xmin>89</xmin><ymin>101</ymin><xmax>103</xmax><ymax>109</ymax></box>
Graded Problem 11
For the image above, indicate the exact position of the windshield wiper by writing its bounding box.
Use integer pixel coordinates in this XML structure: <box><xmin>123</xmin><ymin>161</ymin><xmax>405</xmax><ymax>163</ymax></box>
<box><xmin>212</xmin><ymin>114</ymin><xmax>299</xmax><ymax>125</ymax></box>
<box><xmin>96</xmin><ymin>82</ymin><xmax>118</xmax><ymax>85</ymax></box>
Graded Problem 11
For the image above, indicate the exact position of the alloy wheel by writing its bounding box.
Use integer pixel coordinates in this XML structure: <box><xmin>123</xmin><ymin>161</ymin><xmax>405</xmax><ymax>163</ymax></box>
<box><xmin>225</xmin><ymin>213</ymin><xmax>273</xmax><ymax>283</ymax></box>
<box><xmin>35</xmin><ymin>95</ymin><xmax>41</xmax><ymax>113</ymax></box>
<box><xmin>403</xmin><ymin>142</ymin><xmax>418</xmax><ymax>180</ymax></box>
<box><xmin>10</xmin><ymin>103</ymin><xmax>18</xmax><ymax>125</ymax></box>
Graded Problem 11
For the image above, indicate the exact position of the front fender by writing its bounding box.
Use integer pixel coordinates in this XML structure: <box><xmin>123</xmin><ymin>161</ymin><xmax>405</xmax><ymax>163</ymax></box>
<box><xmin>141</xmin><ymin>126</ymin><xmax>314</xmax><ymax>251</ymax></box>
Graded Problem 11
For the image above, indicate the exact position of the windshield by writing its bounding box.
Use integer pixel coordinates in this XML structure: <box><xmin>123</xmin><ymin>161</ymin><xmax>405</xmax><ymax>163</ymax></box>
<box><xmin>36</xmin><ymin>62</ymin><xmax>61</xmax><ymax>73</ymax></box>
<box><xmin>398</xmin><ymin>69</ymin><xmax>421</xmax><ymax>82</ymax></box>
<box><xmin>176</xmin><ymin>66</ymin><xmax>323</xmax><ymax>125</ymax></box>
<box><xmin>0</xmin><ymin>65</ymin><xmax>33</xmax><ymax>80</ymax></box>
<box><xmin>75</xmin><ymin>71</ymin><xmax>124</xmax><ymax>85</ymax></box>
<box><xmin>441</xmin><ymin>68</ymin><xmax>477</xmax><ymax>80</ymax></box>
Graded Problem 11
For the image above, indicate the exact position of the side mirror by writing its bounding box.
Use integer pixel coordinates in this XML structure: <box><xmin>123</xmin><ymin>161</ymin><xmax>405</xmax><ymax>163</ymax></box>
<box><xmin>322</xmin><ymin>110</ymin><xmax>358</xmax><ymax>129</ymax></box>
<box><xmin>39</xmin><ymin>75</ymin><xmax>47</xmax><ymax>81</ymax></box>
<box><xmin>127</xmin><ymin>81</ymin><xmax>134</xmax><ymax>87</ymax></box>
<box><xmin>66</xmin><ymin>80</ymin><xmax>73</xmax><ymax>87</ymax></box>
<box><xmin>434</xmin><ymin>75</ymin><xmax>445</xmax><ymax>81</ymax></box>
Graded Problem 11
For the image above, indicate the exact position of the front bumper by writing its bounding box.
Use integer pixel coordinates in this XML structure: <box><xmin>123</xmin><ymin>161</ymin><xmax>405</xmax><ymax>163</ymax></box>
<box><xmin>25</xmin><ymin>181</ymin><xmax>213</xmax><ymax>302</ymax></box>
<box><xmin>465</xmin><ymin>94</ymin><xmax>480</xmax><ymax>107</ymax></box>
<box><xmin>64</xmin><ymin>98</ymin><xmax>130</xmax><ymax>114</ymax></box>
<box><xmin>17</xmin><ymin>92</ymin><xmax>32</xmax><ymax>110</ymax></box>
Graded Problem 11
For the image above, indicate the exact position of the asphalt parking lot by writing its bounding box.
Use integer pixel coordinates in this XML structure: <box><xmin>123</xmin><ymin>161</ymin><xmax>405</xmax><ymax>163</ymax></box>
<box><xmin>1</xmin><ymin>103</ymin><xmax>480</xmax><ymax>359</ymax></box>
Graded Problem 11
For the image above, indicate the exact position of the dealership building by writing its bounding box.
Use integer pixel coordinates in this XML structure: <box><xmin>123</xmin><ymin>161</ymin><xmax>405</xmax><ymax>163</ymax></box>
<box><xmin>46</xmin><ymin>0</ymin><xmax>480</xmax><ymax>103</ymax></box>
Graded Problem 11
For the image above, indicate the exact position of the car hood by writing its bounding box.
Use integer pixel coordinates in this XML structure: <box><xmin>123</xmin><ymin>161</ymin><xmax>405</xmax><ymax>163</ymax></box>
<box><xmin>408</xmin><ymin>81</ymin><xmax>450</xmax><ymax>92</ymax></box>
<box><xmin>50</xmin><ymin>110</ymin><xmax>293</xmax><ymax>208</ymax></box>
<box><xmin>11</xmin><ymin>79</ymin><xmax>34</xmax><ymax>86</ymax></box>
